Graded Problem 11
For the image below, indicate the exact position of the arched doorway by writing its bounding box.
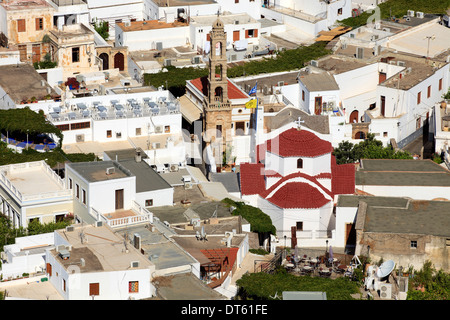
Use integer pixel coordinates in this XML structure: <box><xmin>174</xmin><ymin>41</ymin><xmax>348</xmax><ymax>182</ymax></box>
<box><xmin>99</xmin><ymin>52</ymin><xmax>109</xmax><ymax>70</ymax></box>
<box><xmin>354</xmin><ymin>131</ymin><xmax>365</xmax><ymax>139</ymax></box>
<box><xmin>114</xmin><ymin>52</ymin><xmax>124</xmax><ymax>71</ymax></box>
<box><xmin>349</xmin><ymin>110</ymin><xmax>359</xmax><ymax>123</ymax></box>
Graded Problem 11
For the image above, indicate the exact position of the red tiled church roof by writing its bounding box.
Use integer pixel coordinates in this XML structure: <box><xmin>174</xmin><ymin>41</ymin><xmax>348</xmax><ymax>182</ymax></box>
<box><xmin>239</xmin><ymin>163</ymin><xmax>265</xmax><ymax>195</ymax></box>
<box><xmin>189</xmin><ymin>76</ymin><xmax>248</xmax><ymax>100</ymax></box>
<box><xmin>331</xmin><ymin>158</ymin><xmax>356</xmax><ymax>195</ymax></box>
<box><xmin>262</xmin><ymin>128</ymin><xmax>333</xmax><ymax>159</ymax></box>
<box><xmin>267</xmin><ymin>182</ymin><xmax>331</xmax><ymax>209</ymax></box>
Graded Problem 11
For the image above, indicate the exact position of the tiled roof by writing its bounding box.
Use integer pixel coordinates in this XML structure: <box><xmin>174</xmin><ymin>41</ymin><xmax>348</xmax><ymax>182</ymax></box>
<box><xmin>331</xmin><ymin>162</ymin><xmax>356</xmax><ymax>195</ymax></box>
<box><xmin>260</xmin><ymin>172</ymin><xmax>334</xmax><ymax>200</ymax></box>
<box><xmin>189</xmin><ymin>76</ymin><xmax>249</xmax><ymax>100</ymax></box>
<box><xmin>267</xmin><ymin>182</ymin><xmax>330</xmax><ymax>209</ymax></box>
<box><xmin>264</xmin><ymin>128</ymin><xmax>333</xmax><ymax>158</ymax></box>
<box><xmin>239</xmin><ymin>163</ymin><xmax>265</xmax><ymax>195</ymax></box>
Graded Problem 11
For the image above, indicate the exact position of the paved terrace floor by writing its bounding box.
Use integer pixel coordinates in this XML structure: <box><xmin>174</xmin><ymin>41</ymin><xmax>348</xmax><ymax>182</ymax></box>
<box><xmin>4</xmin><ymin>164</ymin><xmax>64</xmax><ymax>195</ymax></box>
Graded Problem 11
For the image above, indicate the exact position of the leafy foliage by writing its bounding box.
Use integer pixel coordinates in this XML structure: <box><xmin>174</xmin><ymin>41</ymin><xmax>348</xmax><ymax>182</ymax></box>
<box><xmin>227</xmin><ymin>42</ymin><xmax>331</xmax><ymax>78</ymax></box>
<box><xmin>143</xmin><ymin>42</ymin><xmax>330</xmax><ymax>97</ymax></box>
<box><xmin>407</xmin><ymin>261</ymin><xmax>450</xmax><ymax>300</ymax></box>
<box><xmin>0</xmin><ymin>141</ymin><xmax>97</xmax><ymax>168</ymax></box>
<box><xmin>333</xmin><ymin>133</ymin><xmax>412</xmax><ymax>164</ymax></box>
<box><xmin>93</xmin><ymin>20</ymin><xmax>109</xmax><ymax>41</ymax></box>
<box><xmin>340</xmin><ymin>0</ymin><xmax>450</xmax><ymax>28</ymax></box>
<box><xmin>33</xmin><ymin>53</ymin><xmax>57</xmax><ymax>70</ymax></box>
<box><xmin>143</xmin><ymin>66</ymin><xmax>208</xmax><ymax>97</ymax></box>
<box><xmin>222</xmin><ymin>198</ymin><xmax>276</xmax><ymax>235</ymax></box>
<box><xmin>236</xmin><ymin>269</ymin><xmax>360</xmax><ymax>300</ymax></box>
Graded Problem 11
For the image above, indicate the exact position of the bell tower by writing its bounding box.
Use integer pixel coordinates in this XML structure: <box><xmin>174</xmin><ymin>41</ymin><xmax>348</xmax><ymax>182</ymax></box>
<box><xmin>203</xmin><ymin>16</ymin><xmax>232</xmax><ymax>147</ymax></box>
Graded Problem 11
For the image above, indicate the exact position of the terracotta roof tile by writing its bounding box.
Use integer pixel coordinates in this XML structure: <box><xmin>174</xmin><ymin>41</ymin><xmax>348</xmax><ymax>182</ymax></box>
<box><xmin>239</xmin><ymin>163</ymin><xmax>265</xmax><ymax>195</ymax></box>
<box><xmin>267</xmin><ymin>182</ymin><xmax>330</xmax><ymax>209</ymax></box>
<box><xmin>189</xmin><ymin>76</ymin><xmax>248</xmax><ymax>100</ymax></box>
<box><xmin>264</xmin><ymin>128</ymin><xmax>333</xmax><ymax>158</ymax></box>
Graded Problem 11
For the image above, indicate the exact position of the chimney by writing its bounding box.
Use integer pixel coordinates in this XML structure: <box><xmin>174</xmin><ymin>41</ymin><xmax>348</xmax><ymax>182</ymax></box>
<box><xmin>135</xmin><ymin>148</ymin><xmax>142</xmax><ymax>162</ymax></box>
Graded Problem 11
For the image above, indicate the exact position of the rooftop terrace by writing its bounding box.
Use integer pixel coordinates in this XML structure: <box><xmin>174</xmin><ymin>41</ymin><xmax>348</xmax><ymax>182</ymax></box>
<box><xmin>0</xmin><ymin>161</ymin><xmax>70</xmax><ymax>203</ymax></box>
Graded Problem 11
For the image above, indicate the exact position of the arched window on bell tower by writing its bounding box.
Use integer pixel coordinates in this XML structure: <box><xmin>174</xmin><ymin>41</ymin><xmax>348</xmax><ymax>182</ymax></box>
<box><xmin>215</xmin><ymin>87</ymin><xmax>223</xmax><ymax>102</ymax></box>
<box><xmin>215</xmin><ymin>64</ymin><xmax>223</xmax><ymax>81</ymax></box>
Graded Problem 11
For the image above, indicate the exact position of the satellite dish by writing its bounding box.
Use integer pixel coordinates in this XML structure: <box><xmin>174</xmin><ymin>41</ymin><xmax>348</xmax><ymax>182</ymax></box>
<box><xmin>377</xmin><ymin>260</ymin><xmax>395</xmax><ymax>278</ymax></box>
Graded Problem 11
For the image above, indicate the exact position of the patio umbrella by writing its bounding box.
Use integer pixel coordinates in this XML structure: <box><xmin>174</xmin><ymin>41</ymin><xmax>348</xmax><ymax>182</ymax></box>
<box><xmin>329</xmin><ymin>246</ymin><xmax>333</xmax><ymax>261</ymax></box>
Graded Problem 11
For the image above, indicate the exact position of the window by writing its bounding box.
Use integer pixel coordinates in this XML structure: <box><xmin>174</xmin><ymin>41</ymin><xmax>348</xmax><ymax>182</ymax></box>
<box><xmin>410</xmin><ymin>240</ymin><xmax>417</xmax><ymax>249</ymax></box>
<box><xmin>216</xmin><ymin>125</ymin><xmax>222</xmax><ymax>138</ymax></box>
<box><xmin>63</xmin><ymin>279</ymin><xmax>66</xmax><ymax>292</ymax></box>
<box><xmin>55</xmin><ymin>214</ymin><xmax>65</xmax><ymax>222</ymax></box>
<box><xmin>56</xmin><ymin>124</ymin><xmax>70</xmax><ymax>131</ymax></box>
<box><xmin>235</xmin><ymin>121</ymin><xmax>245</xmax><ymax>136</ymax></box>
<box><xmin>302</xmin><ymin>90</ymin><xmax>305</xmax><ymax>101</ymax></box>
<box><xmin>427</xmin><ymin>85</ymin><xmax>431</xmax><ymax>98</ymax></box>
<box><xmin>76</xmin><ymin>184</ymin><xmax>80</xmax><ymax>199</ymax></box>
<box><xmin>69</xmin><ymin>178</ymin><xmax>72</xmax><ymax>189</ymax></box>
<box><xmin>36</xmin><ymin>17</ymin><xmax>43</xmax><ymax>31</ymax></box>
<box><xmin>380</xmin><ymin>96</ymin><xmax>385</xmax><ymax>116</ymax></box>
<box><xmin>145</xmin><ymin>199</ymin><xmax>153</xmax><ymax>207</ymax></box>
<box><xmin>82</xmin><ymin>189</ymin><xmax>86</xmax><ymax>205</ymax></box>
<box><xmin>17</xmin><ymin>19</ymin><xmax>26</xmax><ymax>32</ymax></box>
<box><xmin>116</xmin><ymin>132</ymin><xmax>122</xmax><ymax>138</ymax></box>
<box><xmin>416</xmin><ymin>117</ymin><xmax>421</xmax><ymax>130</ymax></box>
<box><xmin>136</xmin><ymin>128</ymin><xmax>141</xmax><ymax>135</ymax></box>
<box><xmin>417</xmin><ymin>91</ymin><xmax>421</xmax><ymax>104</ymax></box>
<box><xmin>338</xmin><ymin>8</ymin><xmax>343</xmax><ymax>15</ymax></box>
<box><xmin>245</xmin><ymin>29</ymin><xmax>257</xmax><ymax>38</ymax></box>
<box><xmin>107</xmin><ymin>130</ymin><xmax>112</xmax><ymax>138</ymax></box>
<box><xmin>72</xmin><ymin>47</ymin><xmax>80</xmax><ymax>63</ymax></box>
<box><xmin>129</xmin><ymin>281</ymin><xmax>139</xmax><ymax>293</ymax></box>
<box><xmin>297</xmin><ymin>158</ymin><xmax>303</xmax><ymax>169</ymax></box>
<box><xmin>383</xmin><ymin>132</ymin><xmax>388</xmax><ymax>137</ymax></box>
<box><xmin>70</xmin><ymin>122</ymin><xmax>90</xmax><ymax>130</ymax></box>
<box><xmin>235</xmin><ymin>0</ymin><xmax>239</xmax><ymax>3</ymax></box>
<box><xmin>296</xmin><ymin>221</ymin><xmax>303</xmax><ymax>231</ymax></box>
<box><xmin>164</xmin><ymin>125</ymin><xmax>170</xmax><ymax>133</ymax></box>
<box><xmin>89</xmin><ymin>283</ymin><xmax>99</xmax><ymax>296</ymax></box>
<box><xmin>439</xmin><ymin>78</ymin><xmax>443</xmax><ymax>91</ymax></box>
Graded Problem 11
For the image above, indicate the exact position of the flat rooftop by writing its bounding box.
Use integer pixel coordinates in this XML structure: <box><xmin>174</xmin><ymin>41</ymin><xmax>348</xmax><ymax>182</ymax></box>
<box><xmin>190</xmin><ymin>13</ymin><xmax>258</xmax><ymax>26</ymax></box>
<box><xmin>53</xmin><ymin>224</ymin><xmax>153</xmax><ymax>273</ymax></box>
<box><xmin>0</xmin><ymin>161</ymin><xmax>66</xmax><ymax>196</ymax></box>
<box><xmin>356</xmin><ymin>159</ymin><xmax>450</xmax><ymax>186</ymax></box>
<box><xmin>387</xmin><ymin>22</ymin><xmax>450</xmax><ymax>58</ymax></box>
<box><xmin>152</xmin><ymin>0</ymin><xmax>215</xmax><ymax>6</ymax></box>
<box><xmin>67</xmin><ymin>161</ymin><xmax>132</xmax><ymax>183</ymax></box>
<box><xmin>0</xmin><ymin>64</ymin><xmax>58</xmax><ymax>103</ymax></box>
<box><xmin>1</xmin><ymin>0</ymin><xmax>51</xmax><ymax>10</ymax></box>
<box><xmin>315</xmin><ymin>55</ymin><xmax>372</xmax><ymax>75</ymax></box>
<box><xmin>117</xmin><ymin>20</ymin><xmax>188</xmax><ymax>32</ymax></box>
<box><xmin>119</xmin><ymin>159</ymin><xmax>173</xmax><ymax>192</ymax></box>
<box><xmin>115</xmin><ymin>224</ymin><xmax>197</xmax><ymax>270</ymax></box>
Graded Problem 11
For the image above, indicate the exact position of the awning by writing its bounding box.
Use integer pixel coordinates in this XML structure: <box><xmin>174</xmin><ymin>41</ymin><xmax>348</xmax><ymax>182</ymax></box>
<box><xmin>179</xmin><ymin>95</ymin><xmax>202</xmax><ymax>124</ymax></box>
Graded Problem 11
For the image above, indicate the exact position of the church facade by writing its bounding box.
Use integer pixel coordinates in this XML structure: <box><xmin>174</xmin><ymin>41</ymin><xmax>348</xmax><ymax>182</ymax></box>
<box><xmin>240</xmin><ymin>124</ymin><xmax>356</xmax><ymax>247</ymax></box>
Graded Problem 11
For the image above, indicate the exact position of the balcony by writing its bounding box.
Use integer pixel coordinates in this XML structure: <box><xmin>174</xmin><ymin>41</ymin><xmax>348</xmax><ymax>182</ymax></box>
<box><xmin>90</xmin><ymin>201</ymin><xmax>153</xmax><ymax>228</ymax></box>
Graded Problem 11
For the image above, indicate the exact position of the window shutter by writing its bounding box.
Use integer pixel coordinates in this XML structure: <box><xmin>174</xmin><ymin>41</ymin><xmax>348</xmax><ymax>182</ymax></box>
<box><xmin>245</xmin><ymin>30</ymin><xmax>249</xmax><ymax>38</ymax></box>
<box><xmin>89</xmin><ymin>283</ymin><xmax>99</xmax><ymax>296</ymax></box>
<box><xmin>206</xmin><ymin>33</ymin><xmax>210</xmax><ymax>41</ymax></box>
<box><xmin>18</xmin><ymin>19</ymin><xmax>26</xmax><ymax>32</ymax></box>
<box><xmin>254</xmin><ymin>29</ymin><xmax>258</xmax><ymax>38</ymax></box>
<box><xmin>46</xmin><ymin>263</ymin><xmax>52</xmax><ymax>276</ymax></box>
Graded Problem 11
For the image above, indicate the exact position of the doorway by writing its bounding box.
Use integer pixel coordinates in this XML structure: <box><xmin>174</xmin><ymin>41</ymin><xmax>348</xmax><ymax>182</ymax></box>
<box><xmin>115</xmin><ymin>189</ymin><xmax>124</xmax><ymax>210</ymax></box>
<box><xmin>314</xmin><ymin>96</ymin><xmax>322</xmax><ymax>115</ymax></box>
<box><xmin>99</xmin><ymin>52</ymin><xmax>109</xmax><ymax>70</ymax></box>
<box><xmin>114</xmin><ymin>52</ymin><xmax>124</xmax><ymax>71</ymax></box>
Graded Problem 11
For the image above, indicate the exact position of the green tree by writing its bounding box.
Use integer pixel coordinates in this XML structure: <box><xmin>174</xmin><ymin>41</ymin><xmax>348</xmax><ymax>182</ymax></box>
<box><xmin>333</xmin><ymin>133</ymin><xmax>412</xmax><ymax>164</ymax></box>
<box><xmin>236</xmin><ymin>268</ymin><xmax>360</xmax><ymax>300</ymax></box>
<box><xmin>222</xmin><ymin>198</ymin><xmax>276</xmax><ymax>235</ymax></box>
<box><xmin>93</xmin><ymin>20</ymin><xmax>109</xmax><ymax>41</ymax></box>
<box><xmin>407</xmin><ymin>260</ymin><xmax>450</xmax><ymax>300</ymax></box>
